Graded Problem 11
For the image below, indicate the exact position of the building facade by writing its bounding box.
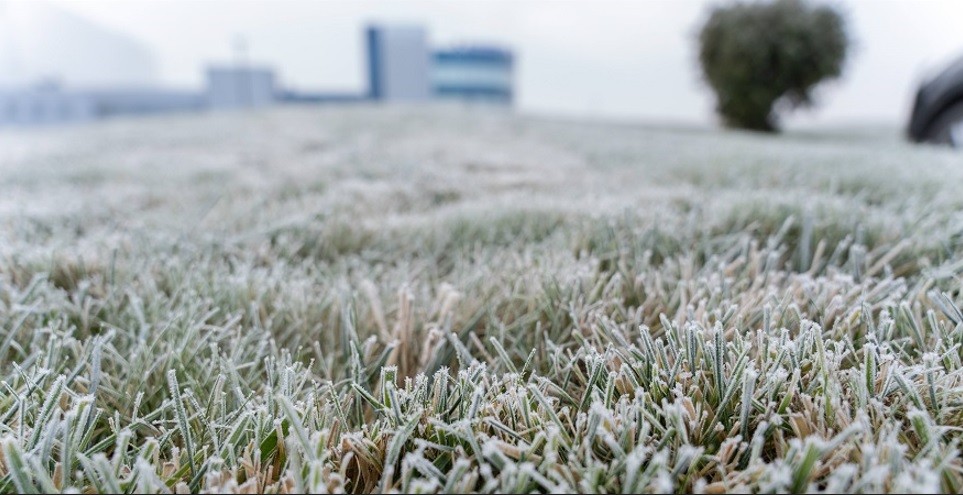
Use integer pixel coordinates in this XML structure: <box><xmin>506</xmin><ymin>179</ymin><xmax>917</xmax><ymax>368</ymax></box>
<box><xmin>0</xmin><ymin>65</ymin><xmax>280</xmax><ymax>127</ymax></box>
<box><xmin>431</xmin><ymin>47</ymin><xmax>514</xmax><ymax>105</ymax></box>
<box><xmin>0</xmin><ymin>83</ymin><xmax>202</xmax><ymax>126</ymax></box>
<box><xmin>0</xmin><ymin>84</ymin><xmax>94</xmax><ymax>125</ymax></box>
<box><xmin>366</xmin><ymin>25</ymin><xmax>431</xmax><ymax>102</ymax></box>
<box><xmin>205</xmin><ymin>67</ymin><xmax>278</xmax><ymax>110</ymax></box>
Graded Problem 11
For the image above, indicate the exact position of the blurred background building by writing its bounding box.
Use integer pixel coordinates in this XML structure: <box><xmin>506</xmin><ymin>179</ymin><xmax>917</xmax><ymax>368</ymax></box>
<box><xmin>0</xmin><ymin>0</ymin><xmax>156</xmax><ymax>88</ymax></box>
<box><xmin>0</xmin><ymin>0</ymin><xmax>200</xmax><ymax>125</ymax></box>
<box><xmin>366</xmin><ymin>24</ymin><xmax>431</xmax><ymax>102</ymax></box>
<box><xmin>206</xmin><ymin>66</ymin><xmax>277</xmax><ymax>110</ymax></box>
<box><xmin>365</xmin><ymin>25</ymin><xmax>515</xmax><ymax>106</ymax></box>
<box><xmin>432</xmin><ymin>47</ymin><xmax>514</xmax><ymax>105</ymax></box>
<box><xmin>0</xmin><ymin>83</ymin><xmax>202</xmax><ymax>125</ymax></box>
<box><xmin>0</xmin><ymin>1</ymin><xmax>516</xmax><ymax>127</ymax></box>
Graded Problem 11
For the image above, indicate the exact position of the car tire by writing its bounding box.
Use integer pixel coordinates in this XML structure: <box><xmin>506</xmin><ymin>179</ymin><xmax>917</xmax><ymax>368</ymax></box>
<box><xmin>924</xmin><ymin>100</ymin><xmax>963</xmax><ymax>147</ymax></box>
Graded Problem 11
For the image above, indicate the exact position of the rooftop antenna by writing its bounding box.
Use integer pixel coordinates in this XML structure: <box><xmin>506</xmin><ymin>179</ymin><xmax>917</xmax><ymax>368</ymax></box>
<box><xmin>232</xmin><ymin>34</ymin><xmax>252</xmax><ymax>107</ymax></box>
<box><xmin>233</xmin><ymin>34</ymin><xmax>249</xmax><ymax>69</ymax></box>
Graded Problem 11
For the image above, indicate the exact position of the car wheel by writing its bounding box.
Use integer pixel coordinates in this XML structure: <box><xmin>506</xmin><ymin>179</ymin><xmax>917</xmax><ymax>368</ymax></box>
<box><xmin>924</xmin><ymin>100</ymin><xmax>963</xmax><ymax>147</ymax></box>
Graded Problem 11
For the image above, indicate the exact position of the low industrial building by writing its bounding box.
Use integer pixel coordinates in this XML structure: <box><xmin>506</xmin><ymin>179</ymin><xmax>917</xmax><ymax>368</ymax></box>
<box><xmin>0</xmin><ymin>82</ymin><xmax>203</xmax><ymax>125</ymax></box>
<box><xmin>206</xmin><ymin>66</ymin><xmax>278</xmax><ymax>110</ymax></box>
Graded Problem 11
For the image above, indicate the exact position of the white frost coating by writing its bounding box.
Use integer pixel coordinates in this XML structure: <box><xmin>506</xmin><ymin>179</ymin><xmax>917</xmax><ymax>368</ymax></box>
<box><xmin>1</xmin><ymin>107</ymin><xmax>963</xmax><ymax>492</ymax></box>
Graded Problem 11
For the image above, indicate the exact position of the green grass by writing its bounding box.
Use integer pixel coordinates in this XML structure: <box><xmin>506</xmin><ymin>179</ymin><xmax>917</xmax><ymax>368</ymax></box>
<box><xmin>2</xmin><ymin>106</ymin><xmax>963</xmax><ymax>493</ymax></box>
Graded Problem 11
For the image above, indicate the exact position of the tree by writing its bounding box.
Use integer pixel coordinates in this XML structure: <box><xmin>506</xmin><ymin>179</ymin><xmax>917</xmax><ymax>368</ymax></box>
<box><xmin>698</xmin><ymin>0</ymin><xmax>849</xmax><ymax>132</ymax></box>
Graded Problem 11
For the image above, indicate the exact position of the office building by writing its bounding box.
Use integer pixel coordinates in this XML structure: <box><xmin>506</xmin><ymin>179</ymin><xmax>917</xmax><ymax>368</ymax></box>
<box><xmin>432</xmin><ymin>46</ymin><xmax>514</xmax><ymax>105</ymax></box>
<box><xmin>366</xmin><ymin>25</ymin><xmax>431</xmax><ymax>102</ymax></box>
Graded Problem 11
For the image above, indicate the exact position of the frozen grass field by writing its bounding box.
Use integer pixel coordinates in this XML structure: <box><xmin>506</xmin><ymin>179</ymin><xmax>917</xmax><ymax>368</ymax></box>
<box><xmin>4</xmin><ymin>107</ymin><xmax>963</xmax><ymax>493</ymax></box>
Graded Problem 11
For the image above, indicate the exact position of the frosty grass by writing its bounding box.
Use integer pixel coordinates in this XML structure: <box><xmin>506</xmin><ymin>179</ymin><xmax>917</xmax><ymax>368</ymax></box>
<box><xmin>2</xmin><ymin>107</ymin><xmax>963</xmax><ymax>493</ymax></box>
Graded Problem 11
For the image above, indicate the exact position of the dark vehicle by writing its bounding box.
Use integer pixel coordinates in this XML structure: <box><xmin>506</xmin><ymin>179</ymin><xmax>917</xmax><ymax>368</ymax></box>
<box><xmin>909</xmin><ymin>55</ymin><xmax>963</xmax><ymax>147</ymax></box>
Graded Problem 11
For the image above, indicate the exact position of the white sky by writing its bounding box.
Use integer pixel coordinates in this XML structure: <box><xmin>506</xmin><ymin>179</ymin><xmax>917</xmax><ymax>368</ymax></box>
<box><xmin>44</xmin><ymin>0</ymin><xmax>963</xmax><ymax>126</ymax></box>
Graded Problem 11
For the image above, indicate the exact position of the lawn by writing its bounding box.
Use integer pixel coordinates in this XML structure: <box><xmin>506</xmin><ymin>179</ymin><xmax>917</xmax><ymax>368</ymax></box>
<box><xmin>2</xmin><ymin>106</ymin><xmax>963</xmax><ymax>493</ymax></box>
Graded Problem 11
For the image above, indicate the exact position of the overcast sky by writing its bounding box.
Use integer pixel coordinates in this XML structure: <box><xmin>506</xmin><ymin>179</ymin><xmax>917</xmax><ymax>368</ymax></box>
<box><xmin>43</xmin><ymin>0</ymin><xmax>963</xmax><ymax>126</ymax></box>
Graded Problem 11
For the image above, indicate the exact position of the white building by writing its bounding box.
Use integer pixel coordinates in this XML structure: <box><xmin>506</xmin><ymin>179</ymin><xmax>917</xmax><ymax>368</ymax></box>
<box><xmin>0</xmin><ymin>0</ymin><xmax>157</xmax><ymax>87</ymax></box>
<box><xmin>0</xmin><ymin>83</ymin><xmax>94</xmax><ymax>125</ymax></box>
<box><xmin>0</xmin><ymin>0</ymin><xmax>197</xmax><ymax>127</ymax></box>
<box><xmin>366</xmin><ymin>25</ymin><xmax>431</xmax><ymax>102</ymax></box>
<box><xmin>205</xmin><ymin>67</ymin><xmax>278</xmax><ymax>110</ymax></box>
<box><xmin>0</xmin><ymin>83</ymin><xmax>203</xmax><ymax>126</ymax></box>
<box><xmin>0</xmin><ymin>65</ymin><xmax>280</xmax><ymax>127</ymax></box>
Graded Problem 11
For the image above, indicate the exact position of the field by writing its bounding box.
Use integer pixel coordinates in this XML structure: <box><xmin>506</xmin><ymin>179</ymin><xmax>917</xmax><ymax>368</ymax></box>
<box><xmin>2</xmin><ymin>106</ymin><xmax>963</xmax><ymax>493</ymax></box>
